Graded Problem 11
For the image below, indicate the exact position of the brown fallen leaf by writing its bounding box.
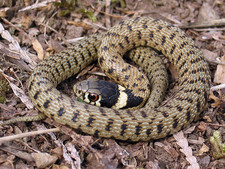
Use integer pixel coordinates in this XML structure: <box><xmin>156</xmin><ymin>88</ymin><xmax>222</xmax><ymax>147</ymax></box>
<box><xmin>31</xmin><ymin>152</ymin><xmax>58</xmax><ymax>168</ymax></box>
<box><xmin>203</xmin><ymin>115</ymin><xmax>212</xmax><ymax>123</ymax></box>
<box><xmin>76</xmin><ymin>64</ymin><xmax>95</xmax><ymax>79</ymax></box>
<box><xmin>198</xmin><ymin>121</ymin><xmax>208</xmax><ymax>132</ymax></box>
<box><xmin>214</xmin><ymin>55</ymin><xmax>225</xmax><ymax>84</ymax></box>
<box><xmin>67</xmin><ymin>20</ymin><xmax>91</xmax><ymax>30</ymax></box>
<box><xmin>154</xmin><ymin>141</ymin><xmax>179</xmax><ymax>161</ymax></box>
<box><xmin>196</xmin><ymin>144</ymin><xmax>209</xmax><ymax>156</ymax></box>
<box><xmin>184</xmin><ymin>126</ymin><xmax>196</xmax><ymax>134</ymax></box>
<box><xmin>209</xmin><ymin>90</ymin><xmax>225</xmax><ymax>116</ymax></box>
<box><xmin>9</xmin><ymin>82</ymin><xmax>33</xmax><ymax>109</ymax></box>
<box><xmin>168</xmin><ymin>64</ymin><xmax>178</xmax><ymax>81</ymax></box>
<box><xmin>173</xmin><ymin>131</ymin><xmax>200</xmax><ymax>169</ymax></box>
<box><xmin>197</xmin><ymin>2</ymin><xmax>219</xmax><ymax>23</ymax></box>
<box><xmin>21</xmin><ymin>14</ymin><xmax>32</xmax><ymax>30</ymax></box>
<box><xmin>0</xmin><ymin>145</ymin><xmax>33</xmax><ymax>162</ymax></box>
<box><xmin>0</xmin><ymin>154</ymin><xmax>15</xmax><ymax>169</ymax></box>
<box><xmin>201</xmin><ymin>49</ymin><xmax>218</xmax><ymax>63</ymax></box>
<box><xmin>32</xmin><ymin>38</ymin><xmax>44</xmax><ymax>60</ymax></box>
<box><xmin>24</xmin><ymin>0</ymin><xmax>30</xmax><ymax>6</ymax></box>
<box><xmin>52</xmin><ymin>164</ymin><xmax>70</xmax><ymax>169</ymax></box>
<box><xmin>188</xmin><ymin>137</ymin><xmax>205</xmax><ymax>145</ymax></box>
<box><xmin>65</xmin><ymin>142</ymin><xmax>81</xmax><ymax>169</ymax></box>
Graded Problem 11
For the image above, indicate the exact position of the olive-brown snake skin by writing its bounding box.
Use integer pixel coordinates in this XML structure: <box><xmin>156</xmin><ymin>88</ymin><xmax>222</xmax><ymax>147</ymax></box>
<box><xmin>27</xmin><ymin>17</ymin><xmax>211</xmax><ymax>141</ymax></box>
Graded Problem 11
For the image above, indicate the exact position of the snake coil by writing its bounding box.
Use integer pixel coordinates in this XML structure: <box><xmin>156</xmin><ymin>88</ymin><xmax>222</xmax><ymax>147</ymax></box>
<box><xmin>27</xmin><ymin>17</ymin><xmax>210</xmax><ymax>141</ymax></box>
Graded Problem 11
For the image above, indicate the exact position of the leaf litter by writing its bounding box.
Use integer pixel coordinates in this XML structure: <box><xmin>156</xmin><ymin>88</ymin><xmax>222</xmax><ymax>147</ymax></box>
<box><xmin>0</xmin><ymin>0</ymin><xmax>225</xmax><ymax>168</ymax></box>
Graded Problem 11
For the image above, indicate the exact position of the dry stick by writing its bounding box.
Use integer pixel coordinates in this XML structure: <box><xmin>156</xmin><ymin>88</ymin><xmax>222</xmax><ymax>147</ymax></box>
<box><xmin>38</xmin><ymin>22</ymin><xmax>70</xmax><ymax>47</ymax></box>
<box><xmin>19</xmin><ymin>0</ymin><xmax>60</xmax><ymax>12</ymax></box>
<box><xmin>91</xmin><ymin>4</ymin><xmax>123</xmax><ymax>18</ymax></box>
<box><xmin>105</xmin><ymin>0</ymin><xmax>111</xmax><ymax>29</ymax></box>
<box><xmin>1</xmin><ymin>17</ymin><xmax>30</xmax><ymax>40</ymax></box>
<box><xmin>82</xmin><ymin>20</ymin><xmax>108</xmax><ymax>31</ymax></box>
<box><xmin>115</xmin><ymin>7</ymin><xmax>160</xmax><ymax>17</ymax></box>
<box><xmin>207</xmin><ymin>123</ymin><xmax>225</xmax><ymax>128</ymax></box>
<box><xmin>210</xmin><ymin>60</ymin><xmax>225</xmax><ymax>66</ymax></box>
<box><xmin>211</xmin><ymin>83</ymin><xmax>225</xmax><ymax>91</ymax></box>
<box><xmin>193</xmin><ymin>27</ymin><xmax>225</xmax><ymax>32</ymax></box>
<box><xmin>179</xmin><ymin>18</ymin><xmax>225</xmax><ymax>29</ymax></box>
<box><xmin>0</xmin><ymin>128</ymin><xmax>60</xmax><ymax>144</ymax></box>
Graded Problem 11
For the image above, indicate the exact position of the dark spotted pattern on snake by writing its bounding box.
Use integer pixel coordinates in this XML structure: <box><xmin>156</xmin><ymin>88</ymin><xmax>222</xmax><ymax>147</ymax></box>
<box><xmin>26</xmin><ymin>17</ymin><xmax>210</xmax><ymax>141</ymax></box>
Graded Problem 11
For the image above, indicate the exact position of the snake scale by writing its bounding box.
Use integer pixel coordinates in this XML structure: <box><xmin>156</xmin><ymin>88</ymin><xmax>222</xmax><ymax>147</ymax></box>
<box><xmin>74</xmin><ymin>46</ymin><xmax>168</xmax><ymax>109</ymax></box>
<box><xmin>27</xmin><ymin>17</ymin><xmax>210</xmax><ymax>141</ymax></box>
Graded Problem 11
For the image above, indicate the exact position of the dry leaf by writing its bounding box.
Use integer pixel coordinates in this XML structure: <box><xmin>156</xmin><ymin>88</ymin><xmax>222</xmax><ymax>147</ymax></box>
<box><xmin>49</xmin><ymin>39</ymin><xmax>65</xmax><ymax>53</ymax></box>
<box><xmin>188</xmin><ymin>137</ymin><xmax>205</xmax><ymax>145</ymax></box>
<box><xmin>214</xmin><ymin>55</ymin><xmax>225</xmax><ymax>84</ymax></box>
<box><xmin>0</xmin><ymin>22</ymin><xmax>36</xmax><ymax>68</ymax></box>
<box><xmin>201</xmin><ymin>49</ymin><xmax>217</xmax><ymax>63</ymax></box>
<box><xmin>24</xmin><ymin>0</ymin><xmax>30</xmax><ymax>6</ymax></box>
<box><xmin>9</xmin><ymin>82</ymin><xmax>33</xmax><ymax>109</ymax></box>
<box><xmin>0</xmin><ymin>8</ymin><xmax>8</xmax><ymax>17</ymax></box>
<box><xmin>67</xmin><ymin>20</ymin><xmax>91</xmax><ymax>30</ymax></box>
<box><xmin>197</xmin><ymin>122</ymin><xmax>207</xmax><ymax>132</ymax></box>
<box><xmin>21</xmin><ymin>14</ymin><xmax>32</xmax><ymax>30</ymax></box>
<box><xmin>184</xmin><ymin>126</ymin><xmax>196</xmax><ymax>134</ymax></box>
<box><xmin>169</xmin><ymin>64</ymin><xmax>178</xmax><ymax>80</ymax></box>
<box><xmin>203</xmin><ymin>116</ymin><xmax>212</xmax><ymax>123</ymax></box>
<box><xmin>51</xmin><ymin>147</ymin><xmax>63</xmax><ymax>159</ymax></box>
<box><xmin>52</xmin><ymin>164</ymin><xmax>70</xmax><ymax>169</ymax></box>
<box><xmin>173</xmin><ymin>131</ymin><xmax>200</xmax><ymax>169</ymax></box>
<box><xmin>197</xmin><ymin>2</ymin><xmax>219</xmax><ymax>23</ymax></box>
<box><xmin>32</xmin><ymin>38</ymin><xmax>44</xmax><ymax>60</ymax></box>
<box><xmin>209</xmin><ymin>90</ymin><xmax>224</xmax><ymax>108</ymax></box>
<box><xmin>31</xmin><ymin>152</ymin><xmax>58</xmax><ymax>168</ymax></box>
<box><xmin>196</xmin><ymin>144</ymin><xmax>209</xmax><ymax>156</ymax></box>
<box><xmin>28</xmin><ymin>28</ymin><xmax>39</xmax><ymax>37</ymax></box>
<box><xmin>65</xmin><ymin>142</ymin><xmax>81</xmax><ymax>169</ymax></box>
<box><xmin>19</xmin><ymin>0</ymin><xmax>60</xmax><ymax>12</ymax></box>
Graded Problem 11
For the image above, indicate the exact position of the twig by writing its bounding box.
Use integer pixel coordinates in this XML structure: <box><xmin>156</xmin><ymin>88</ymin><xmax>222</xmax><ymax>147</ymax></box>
<box><xmin>105</xmin><ymin>0</ymin><xmax>111</xmax><ymax>28</ymax></box>
<box><xmin>193</xmin><ymin>28</ymin><xmax>225</xmax><ymax>32</ymax></box>
<box><xmin>209</xmin><ymin>60</ymin><xmax>225</xmax><ymax>66</ymax></box>
<box><xmin>0</xmin><ymin>128</ymin><xmax>60</xmax><ymax>144</ymax></box>
<box><xmin>83</xmin><ymin>20</ymin><xmax>108</xmax><ymax>31</ymax></box>
<box><xmin>91</xmin><ymin>4</ymin><xmax>124</xmax><ymax>18</ymax></box>
<box><xmin>207</xmin><ymin>123</ymin><xmax>225</xmax><ymax>127</ymax></box>
<box><xmin>60</xmin><ymin>37</ymin><xmax>84</xmax><ymax>44</ymax></box>
<box><xmin>19</xmin><ymin>0</ymin><xmax>60</xmax><ymax>12</ymax></box>
<box><xmin>39</xmin><ymin>22</ymin><xmax>70</xmax><ymax>47</ymax></box>
<box><xmin>179</xmin><ymin>18</ymin><xmax>225</xmax><ymax>29</ymax></box>
<box><xmin>211</xmin><ymin>84</ymin><xmax>225</xmax><ymax>91</ymax></box>
<box><xmin>1</xmin><ymin>17</ymin><xmax>30</xmax><ymax>40</ymax></box>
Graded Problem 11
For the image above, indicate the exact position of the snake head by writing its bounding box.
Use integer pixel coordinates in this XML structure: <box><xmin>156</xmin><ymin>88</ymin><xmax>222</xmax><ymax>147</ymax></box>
<box><xmin>74</xmin><ymin>78</ymin><xmax>121</xmax><ymax>108</ymax></box>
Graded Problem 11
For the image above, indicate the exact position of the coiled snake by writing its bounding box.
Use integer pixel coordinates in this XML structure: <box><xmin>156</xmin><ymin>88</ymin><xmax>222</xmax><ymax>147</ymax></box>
<box><xmin>74</xmin><ymin>46</ymin><xmax>169</xmax><ymax>110</ymax></box>
<box><xmin>11</xmin><ymin>17</ymin><xmax>211</xmax><ymax>141</ymax></box>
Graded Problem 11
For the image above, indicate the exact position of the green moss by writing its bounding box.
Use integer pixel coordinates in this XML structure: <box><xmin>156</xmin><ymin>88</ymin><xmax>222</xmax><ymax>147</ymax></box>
<box><xmin>210</xmin><ymin>130</ymin><xmax>225</xmax><ymax>159</ymax></box>
<box><xmin>54</xmin><ymin>0</ymin><xmax>97</xmax><ymax>21</ymax></box>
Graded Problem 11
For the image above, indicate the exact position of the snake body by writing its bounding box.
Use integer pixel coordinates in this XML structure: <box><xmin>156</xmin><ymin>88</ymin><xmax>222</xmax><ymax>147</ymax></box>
<box><xmin>27</xmin><ymin>17</ymin><xmax>210</xmax><ymax>141</ymax></box>
<box><xmin>74</xmin><ymin>46</ymin><xmax>168</xmax><ymax>109</ymax></box>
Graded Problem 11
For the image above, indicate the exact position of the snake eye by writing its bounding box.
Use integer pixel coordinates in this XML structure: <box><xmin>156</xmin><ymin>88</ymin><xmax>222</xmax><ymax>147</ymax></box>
<box><xmin>88</xmin><ymin>93</ymin><xmax>99</xmax><ymax>102</ymax></box>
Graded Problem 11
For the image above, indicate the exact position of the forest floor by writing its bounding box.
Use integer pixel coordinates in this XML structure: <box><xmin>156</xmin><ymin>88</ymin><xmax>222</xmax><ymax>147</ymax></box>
<box><xmin>0</xmin><ymin>0</ymin><xmax>225</xmax><ymax>168</ymax></box>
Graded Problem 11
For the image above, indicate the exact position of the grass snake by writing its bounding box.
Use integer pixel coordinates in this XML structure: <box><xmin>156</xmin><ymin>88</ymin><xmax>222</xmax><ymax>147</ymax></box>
<box><xmin>7</xmin><ymin>17</ymin><xmax>211</xmax><ymax>141</ymax></box>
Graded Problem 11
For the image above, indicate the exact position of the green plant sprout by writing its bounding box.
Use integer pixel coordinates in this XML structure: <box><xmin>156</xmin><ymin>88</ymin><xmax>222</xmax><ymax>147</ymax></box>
<box><xmin>210</xmin><ymin>130</ymin><xmax>225</xmax><ymax>159</ymax></box>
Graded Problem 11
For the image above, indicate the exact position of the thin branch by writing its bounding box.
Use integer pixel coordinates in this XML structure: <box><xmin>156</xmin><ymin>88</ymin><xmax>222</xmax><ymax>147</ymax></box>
<box><xmin>0</xmin><ymin>128</ymin><xmax>60</xmax><ymax>144</ymax></box>
<box><xmin>91</xmin><ymin>4</ymin><xmax>124</xmax><ymax>18</ymax></box>
<box><xmin>211</xmin><ymin>84</ymin><xmax>225</xmax><ymax>91</ymax></box>
<box><xmin>179</xmin><ymin>18</ymin><xmax>225</xmax><ymax>29</ymax></box>
<box><xmin>207</xmin><ymin>123</ymin><xmax>225</xmax><ymax>127</ymax></box>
